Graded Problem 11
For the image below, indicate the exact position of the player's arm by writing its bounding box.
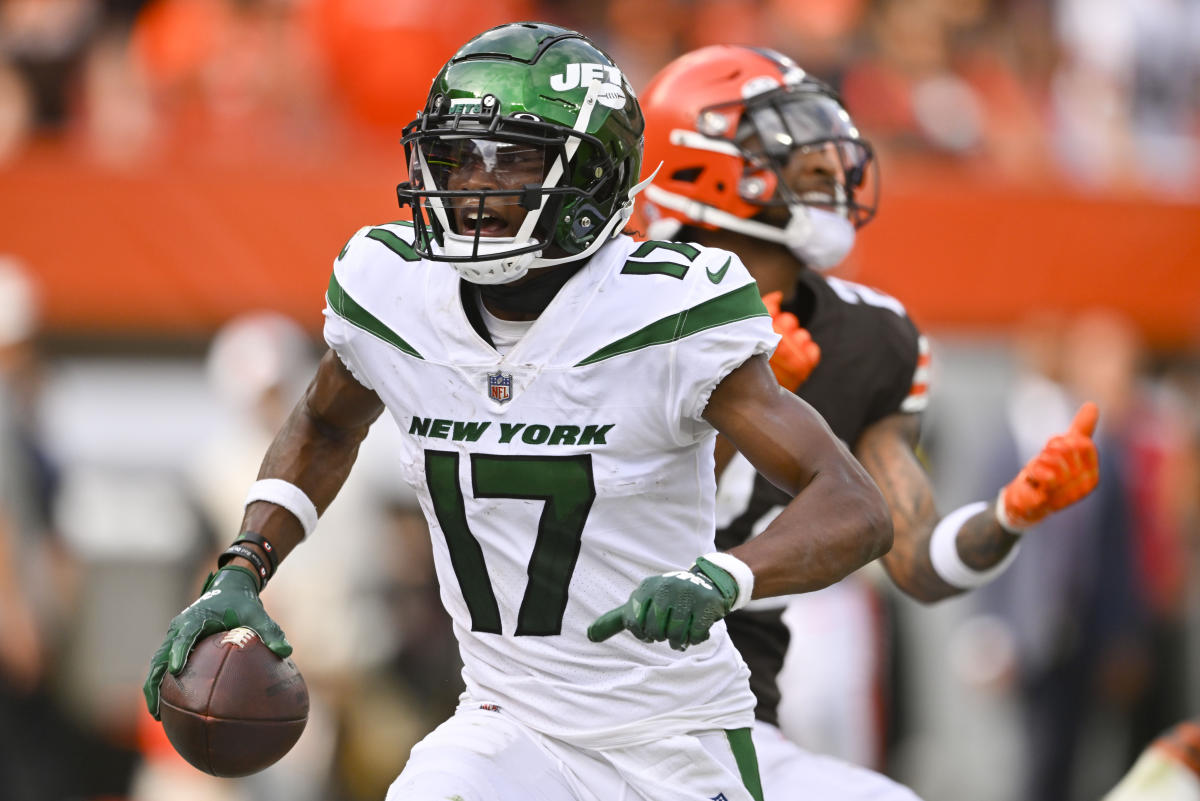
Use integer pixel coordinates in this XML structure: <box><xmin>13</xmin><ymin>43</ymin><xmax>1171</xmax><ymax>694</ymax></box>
<box><xmin>856</xmin><ymin>402</ymin><xmax>1101</xmax><ymax>603</ymax></box>
<box><xmin>589</xmin><ymin>355</ymin><xmax>891</xmax><ymax>651</ymax></box>
<box><xmin>712</xmin><ymin>291</ymin><xmax>820</xmax><ymax>479</ymax></box>
<box><xmin>853</xmin><ymin>412</ymin><xmax>996</xmax><ymax>602</ymax></box>
<box><xmin>234</xmin><ymin>350</ymin><xmax>385</xmax><ymax>566</ymax></box>
<box><xmin>144</xmin><ymin>350</ymin><xmax>384</xmax><ymax>718</ymax></box>
<box><xmin>703</xmin><ymin>354</ymin><xmax>892</xmax><ymax>597</ymax></box>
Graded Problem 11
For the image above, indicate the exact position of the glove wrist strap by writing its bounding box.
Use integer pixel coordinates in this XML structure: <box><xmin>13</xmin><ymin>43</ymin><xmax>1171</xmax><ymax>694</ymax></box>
<box><xmin>930</xmin><ymin>501</ymin><xmax>1021</xmax><ymax>589</ymax></box>
<box><xmin>208</xmin><ymin>564</ymin><xmax>261</xmax><ymax>592</ymax></box>
<box><xmin>993</xmin><ymin>488</ymin><xmax>1027</xmax><ymax>534</ymax></box>
<box><xmin>697</xmin><ymin>552</ymin><xmax>755</xmax><ymax>611</ymax></box>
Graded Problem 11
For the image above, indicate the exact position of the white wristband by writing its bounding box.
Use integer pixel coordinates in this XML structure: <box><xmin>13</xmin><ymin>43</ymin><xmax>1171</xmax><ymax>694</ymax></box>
<box><xmin>993</xmin><ymin>488</ymin><xmax>1027</xmax><ymax>534</ymax></box>
<box><xmin>930</xmin><ymin>501</ymin><xmax>1021</xmax><ymax>590</ymax></box>
<box><xmin>700</xmin><ymin>551</ymin><xmax>755</xmax><ymax>611</ymax></box>
<box><xmin>244</xmin><ymin>479</ymin><xmax>319</xmax><ymax>539</ymax></box>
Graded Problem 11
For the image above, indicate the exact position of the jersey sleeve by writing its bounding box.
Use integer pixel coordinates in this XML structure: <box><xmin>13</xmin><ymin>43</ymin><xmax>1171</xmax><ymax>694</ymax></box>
<box><xmin>866</xmin><ymin>313</ymin><xmax>929</xmax><ymax>423</ymax></box>
<box><xmin>322</xmin><ymin>226</ymin><xmax>376</xmax><ymax>390</ymax></box>
<box><xmin>670</xmin><ymin>248</ymin><xmax>779</xmax><ymax>440</ymax></box>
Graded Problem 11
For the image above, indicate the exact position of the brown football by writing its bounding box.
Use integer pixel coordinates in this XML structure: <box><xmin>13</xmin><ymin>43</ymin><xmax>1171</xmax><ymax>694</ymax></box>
<box><xmin>159</xmin><ymin>627</ymin><xmax>308</xmax><ymax>777</ymax></box>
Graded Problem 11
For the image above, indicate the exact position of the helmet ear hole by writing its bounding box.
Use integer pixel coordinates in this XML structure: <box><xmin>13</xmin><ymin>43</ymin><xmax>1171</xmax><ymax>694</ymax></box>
<box><xmin>555</xmin><ymin>199</ymin><xmax>605</xmax><ymax>254</ymax></box>
<box><xmin>671</xmin><ymin>167</ymin><xmax>703</xmax><ymax>183</ymax></box>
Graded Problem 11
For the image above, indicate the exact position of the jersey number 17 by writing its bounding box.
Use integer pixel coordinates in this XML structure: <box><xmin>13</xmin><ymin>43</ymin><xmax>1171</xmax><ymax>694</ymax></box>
<box><xmin>425</xmin><ymin>451</ymin><xmax>596</xmax><ymax>636</ymax></box>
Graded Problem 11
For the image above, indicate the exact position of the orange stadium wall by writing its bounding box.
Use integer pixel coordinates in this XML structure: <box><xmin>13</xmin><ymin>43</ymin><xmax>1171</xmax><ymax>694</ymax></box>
<box><xmin>3</xmin><ymin>149</ymin><xmax>1198</xmax><ymax>348</ymax></box>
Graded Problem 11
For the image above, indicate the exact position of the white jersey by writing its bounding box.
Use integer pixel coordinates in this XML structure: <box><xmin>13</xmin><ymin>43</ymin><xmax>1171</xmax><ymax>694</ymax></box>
<box><xmin>323</xmin><ymin>222</ymin><xmax>777</xmax><ymax>747</ymax></box>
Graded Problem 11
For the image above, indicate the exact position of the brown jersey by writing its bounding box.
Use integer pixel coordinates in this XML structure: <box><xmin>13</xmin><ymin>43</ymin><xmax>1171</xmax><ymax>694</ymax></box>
<box><xmin>716</xmin><ymin>269</ymin><xmax>928</xmax><ymax>726</ymax></box>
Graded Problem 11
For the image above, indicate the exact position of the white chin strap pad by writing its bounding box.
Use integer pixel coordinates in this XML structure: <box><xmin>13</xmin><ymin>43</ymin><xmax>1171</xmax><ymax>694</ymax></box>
<box><xmin>642</xmin><ymin>184</ymin><xmax>856</xmax><ymax>270</ymax></box>
<box><xmin>785</xmin><ymin>206</ymin><xmax>856</xmax><ymax>271</ymax></box>
<box><xmin>447</xmin><ymin>249</ymin><xmax>538</xmax><ymax>285</ymax></box>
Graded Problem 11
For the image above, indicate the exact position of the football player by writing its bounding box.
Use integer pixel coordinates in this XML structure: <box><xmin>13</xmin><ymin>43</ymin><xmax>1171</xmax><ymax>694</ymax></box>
<box><xmin>142</xmin><ymin>24</ymin><xmax>894</xmax><ymax>801</ymax></box>
<box><xmin>638</xmin><ymin>45</ymin><xmax>1102</xmax><ymax>800</ymax></box>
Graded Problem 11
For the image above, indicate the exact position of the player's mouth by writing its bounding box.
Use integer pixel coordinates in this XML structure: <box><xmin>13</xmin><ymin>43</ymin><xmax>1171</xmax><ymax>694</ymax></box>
<box><xmin>457</xmin><ymin>207</ymin><xmax>519</xmax><ymax>238</ymax></box>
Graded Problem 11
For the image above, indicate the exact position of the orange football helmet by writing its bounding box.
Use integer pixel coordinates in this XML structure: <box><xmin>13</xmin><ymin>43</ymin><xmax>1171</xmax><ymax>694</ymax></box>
<box><xmin>639</xmin><ymin>46</ymin><xmax>877</xmax><ymax>268</ymax></box>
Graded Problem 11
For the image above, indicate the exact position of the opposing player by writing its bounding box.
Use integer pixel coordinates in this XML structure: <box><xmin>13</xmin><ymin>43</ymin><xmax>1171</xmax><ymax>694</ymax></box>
<box><xmin>638</xmin><ymin>45</ymin><xmax>1102</xmax><ymax>800</ymax></box>
<box><xmin>142</xmin><ymin>24</ymin><xmax>893</xmax><ymax>801</ymax></box>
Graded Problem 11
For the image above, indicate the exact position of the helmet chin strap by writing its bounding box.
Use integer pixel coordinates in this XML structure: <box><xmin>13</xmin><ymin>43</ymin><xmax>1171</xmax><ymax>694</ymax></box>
<box><xmin>531</xmin><ymin>161</ymin><xmax>661</xmax><ymax>269</ymax></box>
<box><xmin>642</xmin><ymin>184</ymin><xmax>855</xmax><ymax>271</ymax></box>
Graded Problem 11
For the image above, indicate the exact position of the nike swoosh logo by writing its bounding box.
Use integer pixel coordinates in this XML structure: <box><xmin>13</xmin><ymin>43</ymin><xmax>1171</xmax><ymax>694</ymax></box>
<box><xmin>706</xmin><ymin>256</ymin><xmax>731</xmax><ymax>284</ymax></box>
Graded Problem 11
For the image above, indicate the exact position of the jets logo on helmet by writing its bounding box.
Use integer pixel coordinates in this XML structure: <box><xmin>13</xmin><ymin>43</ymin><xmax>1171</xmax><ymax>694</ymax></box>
<box><xmin>396</xmin><ymin>23</ymin><xmax>651</xmax><ymax>285</ymax></box>
<box><xmin>448</xmin><ymin>97</ymin><xmax>486</xmax><ymax>115</ymax></box>
<box><xmin>639</xmin><ymin>45</ymin><xmax>879</xmax><ymax>271</ymax></box>
<box><xmin>550</xmin><ymin>63</ymin><xmax>628</xmax><ymax>109</ymax></box>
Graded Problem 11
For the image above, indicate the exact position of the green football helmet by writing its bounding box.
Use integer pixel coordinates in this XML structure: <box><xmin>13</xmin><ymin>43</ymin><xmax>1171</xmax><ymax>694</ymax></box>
<box><xmin>397</xmin><ymin>22</ymin><xmax>647</xmax><ymax>284</ymax></box>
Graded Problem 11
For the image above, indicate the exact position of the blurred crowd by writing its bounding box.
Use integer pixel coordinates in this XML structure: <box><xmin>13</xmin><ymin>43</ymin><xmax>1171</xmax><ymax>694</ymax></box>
<box><xmin>0</xmin><ymin>0</ymin><xmax>1197</xmax><ymax>194</ymax></box>
<box><xmin>0</xmin><ymin>2</ymin><xmax>1199</xmax><ymax>801</ymax></box>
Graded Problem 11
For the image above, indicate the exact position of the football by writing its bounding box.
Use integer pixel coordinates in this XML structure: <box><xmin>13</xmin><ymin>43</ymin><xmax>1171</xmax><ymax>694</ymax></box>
<box><xmin>159</xmin><ymin>627</ymin><xmax>308</xmax><ymax>777</ymax></box>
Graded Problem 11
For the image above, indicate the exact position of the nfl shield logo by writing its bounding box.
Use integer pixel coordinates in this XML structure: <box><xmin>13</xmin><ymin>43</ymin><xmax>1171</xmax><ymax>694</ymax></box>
<box><xmin>487</xmin><ymin>371</ymin><xmax>513</xmax><ymax>404</ymax></box>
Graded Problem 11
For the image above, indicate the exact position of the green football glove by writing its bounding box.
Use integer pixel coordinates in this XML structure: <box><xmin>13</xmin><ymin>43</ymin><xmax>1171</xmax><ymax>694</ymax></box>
<box><xmin>143</xmin><ymin>565</ymin><xmax>292</xmax><ymax>719</ymax></box>
<box><xmin>588</xmin><ymin>557</ymin><xmax>739</xmax><ymax>651</ymax></box>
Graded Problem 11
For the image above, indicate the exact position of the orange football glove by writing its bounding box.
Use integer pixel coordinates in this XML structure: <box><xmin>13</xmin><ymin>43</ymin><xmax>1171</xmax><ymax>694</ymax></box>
<box><xmin>763</xmin><ymin>291</ymin><xmax>821</xmax><ymax>392</ymax></box>
<box><xmin>997</xmin><ymin>401</ymin><xmax>1100</xmax><ymax>532</ymax></box>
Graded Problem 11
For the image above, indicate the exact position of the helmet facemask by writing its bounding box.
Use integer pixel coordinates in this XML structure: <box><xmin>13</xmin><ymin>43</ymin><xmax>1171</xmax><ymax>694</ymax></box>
<box><xmin>732</xmin><ymin>87</ymin><xmax>877</xmax><ymax>230</ymax></box>
<box><xmin>645</xmin><ymin>80</ymin><xmax>878</xmax><ymax>270</ymax></box>
<box><xmin>398</xmin><ymin>87</ymin><xmax>636</xmax><ymax>285</ymax></box>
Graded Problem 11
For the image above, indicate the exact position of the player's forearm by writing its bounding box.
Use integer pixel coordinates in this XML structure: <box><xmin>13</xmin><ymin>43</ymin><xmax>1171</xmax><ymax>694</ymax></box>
<box><xmin>240</xmin><ymin>401</ymin><xmax>372</xmax><ymax>560</ymax></box>
<box><xmin>227</xmin><ymin>351</ymin><xmax>384</xmax><ymax>582</ymax></box>
<box><xmin>882</xmin><ymin>503</ymin><xmax>1019</xmax><ymax>603</ymax></box>
<box><xmin>730</xmin><ymin>460</ymin><xmax>892</xmax><ymax>598</ymax></box>
<box><xmin>855</xmin><ymin>412</ymin><xmax>975</xmax><ymax>602</ymax></box>
<box><xmin>705</xmin><ymin>357</ymin><xmax>892</xmax><ymax>597</ymax></box>
<box><xmin>859</xmin><ymin>425</ymin><xmax>1019</xmax><ymax>603</ymax></box>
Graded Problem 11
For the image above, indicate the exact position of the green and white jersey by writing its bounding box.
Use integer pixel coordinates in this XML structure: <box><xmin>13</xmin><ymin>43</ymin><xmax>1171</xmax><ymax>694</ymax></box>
<box><xmin>323</xmin><ymin>222</ymin><xmax>777</xmax><ymax>747</ymax></box>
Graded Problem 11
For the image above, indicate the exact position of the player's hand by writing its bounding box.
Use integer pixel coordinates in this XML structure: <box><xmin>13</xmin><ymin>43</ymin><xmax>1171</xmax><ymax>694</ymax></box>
<box><xmin>998</xmin><ymin>401</ymin><xmax>1100</xmax><ymax>532</ymax></box>
<box><xmin>763</xmin><ymin>291</ymin><xmax>820</xmax><ymax>391</ymax></box>
<box><xmin>143</xmin><ymin>566</ymin><xmax>291</xmax><ymax>720</ymax></box>
<box><xmin>588</xmin><ymin>557</ymin><xmax>738</xmax><ymax>651</ymax></box>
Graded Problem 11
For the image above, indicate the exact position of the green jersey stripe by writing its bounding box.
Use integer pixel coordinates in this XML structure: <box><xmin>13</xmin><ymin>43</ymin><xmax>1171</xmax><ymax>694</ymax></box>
<box><xmin>326</xmin><ymin>273</ymin><xmax>423</xmax><ymax>359</ymax></box>
<box><xmin>367</xmin><ymin>228</ymin><xmax>420</xmax><ymax>261</ymax></box>
<box><xmin>621</xmin><ymin>260</ymin><xmax>689</xmax><ymax>279</ymax></box>
<box><xmin>630</xmin><ymin>240</ymin><xmax>700</xmax><ymax>261</ymax></box>
<box><xmin>575</xmin><ymin>282</ymin><xmax>768</xmax><ymax>366</ymax></box>
<box><xmin>725</xmin><ymin>728</ymin><xmax>765</xmax><ymax>801</ymax></box>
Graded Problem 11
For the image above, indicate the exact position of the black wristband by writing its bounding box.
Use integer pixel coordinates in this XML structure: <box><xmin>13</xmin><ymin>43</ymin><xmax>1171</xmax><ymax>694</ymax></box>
<box><xmin>218</xmin><ymin>543</ymin><xmax>269</xmax><ymax>589</ymax></box>
<box><xmin>235</xmin><ymin>531</ymin><xmax>279</xmax><ymax>573</ymax></box>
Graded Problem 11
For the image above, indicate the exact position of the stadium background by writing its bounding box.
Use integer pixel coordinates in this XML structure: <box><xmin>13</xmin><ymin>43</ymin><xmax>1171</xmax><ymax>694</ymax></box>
<box><xmin>0</xmin><ymin>1</ymin><xmax>1196</xmax><ymax>800</ymax></box>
